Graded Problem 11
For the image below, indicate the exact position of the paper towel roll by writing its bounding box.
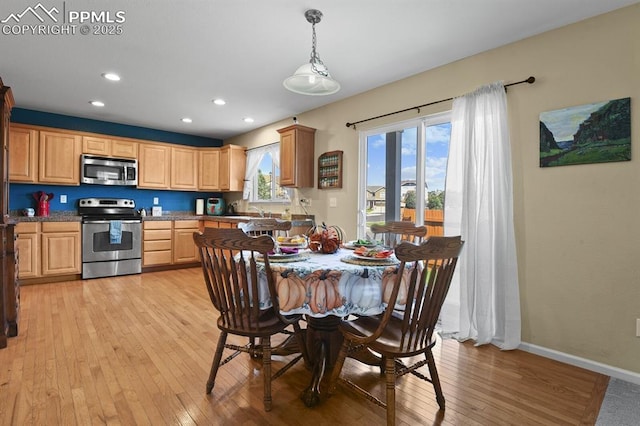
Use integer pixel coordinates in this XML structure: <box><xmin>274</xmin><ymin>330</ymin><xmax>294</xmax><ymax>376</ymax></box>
<box><xmin>195</xmin><ymin>199</ymin><xmax>205</xmax><ymax>215</ymax></box>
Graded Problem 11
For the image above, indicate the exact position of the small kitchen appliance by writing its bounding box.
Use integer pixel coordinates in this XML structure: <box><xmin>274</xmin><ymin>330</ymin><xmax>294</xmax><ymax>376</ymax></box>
<box><xmin>206</xmin><ymin>198</ymin><xmax>226</xmax><ymax>216</ymax></box>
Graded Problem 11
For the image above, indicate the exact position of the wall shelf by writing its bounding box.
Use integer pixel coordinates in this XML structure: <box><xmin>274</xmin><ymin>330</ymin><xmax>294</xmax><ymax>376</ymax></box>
<box><xmin>318</xmin><ymin>150</ymin><xmax>343</xmax><ymax>189</ymax></box>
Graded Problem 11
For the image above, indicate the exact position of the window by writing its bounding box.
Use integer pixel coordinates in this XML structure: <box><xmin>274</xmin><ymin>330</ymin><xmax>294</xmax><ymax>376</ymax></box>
<box><xmin>253</xmin><ymin>152</ymin><xmax>289</xmax><ymax>203</ymax></box>
<box><xmin>357</xmin><ymin>112</ymin><xmax>451</xmax><ymax>238</ymax></box>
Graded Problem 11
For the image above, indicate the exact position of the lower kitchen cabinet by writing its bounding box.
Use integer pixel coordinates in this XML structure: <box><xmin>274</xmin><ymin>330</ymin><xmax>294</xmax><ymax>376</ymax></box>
<box><xmin>16</xmin><ymin>221</ymin><xmax>81</xmax><ymax>279</ymax></box>
<box><xmin>15</xmin><ymin>222</ymin><xmax>39</xmax><ymax>278</ymax></box>
<box><xmin>173</xmin><ymin>220</ymin><xmax>200</xmax><ymax>264</ymax></box>
<box><xmin>144</xmin><ymin>220</ymin><xmax>202</xmax><ymax>267</ymax></box>
<box><xmin>41</xmin><ymin>222</ymin><xmax>81</xmax><ymax>275</ymax></box>
<box><xmin>143</xmin><ymin>221</ymin><xmax>172</xmax><ymax>266</ymax></box>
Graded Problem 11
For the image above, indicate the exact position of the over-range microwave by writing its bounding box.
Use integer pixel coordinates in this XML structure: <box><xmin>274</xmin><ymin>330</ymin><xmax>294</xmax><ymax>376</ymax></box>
<box><xmin>81</xmin><ymin>154</ymin><xmax>138</xmax><ymax>186</ymax></box>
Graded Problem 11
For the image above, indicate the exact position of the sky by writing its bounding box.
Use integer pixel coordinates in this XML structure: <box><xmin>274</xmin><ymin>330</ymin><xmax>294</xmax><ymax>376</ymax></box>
<box><xmin>367</xmin><ymin>122</ymin><xmax>451</xmax><ymax>190</ymax></box>
<box><xmin>539</xmin><ymin>101</ymin><xmax>607</xmax><ymax>141</ymax></box>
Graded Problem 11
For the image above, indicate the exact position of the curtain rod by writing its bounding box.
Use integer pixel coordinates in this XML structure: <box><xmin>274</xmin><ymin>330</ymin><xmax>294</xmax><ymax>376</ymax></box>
<box><xmin>345</xmin><ymin>76</ymin><xmax>535</xmax><ymax>129</ymax></box>
<box><xmin>246</xmin><ymin>141</ymin><xmax>279</xmax><ymax>152</ymax></box>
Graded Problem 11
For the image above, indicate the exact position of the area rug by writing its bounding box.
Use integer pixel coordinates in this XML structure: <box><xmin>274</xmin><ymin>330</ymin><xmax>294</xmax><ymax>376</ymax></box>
<box><xmin>596</xmin><ymin>378</ymin><xmax>640</xmax><ymax>425</ymax></box>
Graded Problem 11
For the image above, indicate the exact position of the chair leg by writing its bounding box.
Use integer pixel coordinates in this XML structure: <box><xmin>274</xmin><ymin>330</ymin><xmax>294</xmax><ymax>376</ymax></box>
<box><xmin>207</xmin><ymin>331</ymin><xmax>227</xmax><ymax>394</ymax></box>
<box><xmin>425</xmin><ymin>350</ymin><xmax>445</xmax><ymax>410</ymax></box>
<box><xmin>262</xmin><ymin>336</ymin><xmax>272</xmax><ymax>411</ymax></box>
<box><xmin>385</xmin><ymin>357</ymin><xmax>396</xmax><ymax>426</ymax></box>
<box><xmin>327</xmin><ymin>341</ymin><xmax>349</xmax><ymax>395</ymax></box>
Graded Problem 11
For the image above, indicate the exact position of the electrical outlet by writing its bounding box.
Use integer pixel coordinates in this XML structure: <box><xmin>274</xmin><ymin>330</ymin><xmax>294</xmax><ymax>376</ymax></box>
<box><xmin>153</xmin><ymin>197</ymin><xmax>159</xmax><ymax>205</ymax></box>
<box><xmin>636</xmin><ymin>319</ymin><xmax>640</xmax><ymax>337</ymax></box>
<box><xmin>60</xmin><ymin>194</ymin><xmax>67</xmax><ymax>204</ymax></box>
<box><xmin>329</xmin><ymin>197</ymin><xmax>337</xmax><ymax>207</ymax></box>
<box><xmin>300</xmin><ymin>198</ymin><xmax>311</xmax><ymax>207</ymax></box>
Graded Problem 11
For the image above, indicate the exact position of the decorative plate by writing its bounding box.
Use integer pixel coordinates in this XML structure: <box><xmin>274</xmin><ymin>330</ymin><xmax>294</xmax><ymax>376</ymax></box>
<box><xmin>352</xmin><ymin>253</ymin><xmax>393</xmax><ymax>261</ymax></box>
<box><xmin>341</xmin><ymin>255</ymin><xmax>399</xmax><ymax>266</ymax></box>
<box><xmin>348</xmin><ymin>240</ymin><xmax>378</xmax><ymax>248</ymax></box>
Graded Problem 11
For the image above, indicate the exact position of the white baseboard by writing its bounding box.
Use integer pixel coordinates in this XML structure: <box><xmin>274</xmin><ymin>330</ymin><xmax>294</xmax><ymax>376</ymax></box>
<box><xmin>519</xmin><ymin>342</ymin><xmax>640</xmax><ymax>386</ymax></box>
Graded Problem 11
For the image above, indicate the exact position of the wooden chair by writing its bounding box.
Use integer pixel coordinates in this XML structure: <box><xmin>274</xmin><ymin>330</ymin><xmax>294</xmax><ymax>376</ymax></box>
<box><xmin>239</xmin><ymin>218</ymin><xmax>292</xmax><ymax>238</ymax></box>
<box><xmin>328</xmin><ymin>236</ymin><xmax>464</xmax><ymax>425</ymax></box>
<box><xmin>193</xmin><ymin>227</ymin><xmax>308</xmax><ymax>411</ymax></box>
<box><xmin>370</xmin><ymin>221</ymin><xmax>427</xmax><ymax>247</ymax></box>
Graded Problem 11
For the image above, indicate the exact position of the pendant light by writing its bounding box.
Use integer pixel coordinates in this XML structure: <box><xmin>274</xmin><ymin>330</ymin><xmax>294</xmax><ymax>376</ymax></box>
<box><xmin>283</xmin><ymin>9</ymin><xmax>340</xmax><ymax>96</ymax></box>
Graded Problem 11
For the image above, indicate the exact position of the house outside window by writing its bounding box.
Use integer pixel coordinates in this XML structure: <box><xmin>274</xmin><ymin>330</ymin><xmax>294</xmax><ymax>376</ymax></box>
<box><xmin>357</xmin><ymin>112</ymin><xmax>451</xmax><ymax>238</ymax></box>
<box><xmin>253</xmin><ymin>152</ymin><xmax>289</xmax><ymax>203</ymax></box>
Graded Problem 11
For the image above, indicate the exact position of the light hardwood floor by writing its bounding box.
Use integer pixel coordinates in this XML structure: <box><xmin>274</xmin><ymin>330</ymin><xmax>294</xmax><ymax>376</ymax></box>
<box><xmin>0</xmin><ymin>268</ymin><xmax>607</xmax><ymax>425</ymax></box>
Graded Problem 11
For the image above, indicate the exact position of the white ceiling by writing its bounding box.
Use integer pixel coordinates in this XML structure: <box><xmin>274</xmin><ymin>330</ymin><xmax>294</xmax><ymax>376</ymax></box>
<box><xmin>1</xmin><ymin>0</ymin><xmax>638</xmax><ymax>140</ymax></box>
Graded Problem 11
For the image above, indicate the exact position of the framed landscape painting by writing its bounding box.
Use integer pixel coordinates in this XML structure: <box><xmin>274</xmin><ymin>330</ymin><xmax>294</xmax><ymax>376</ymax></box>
<box><xmin>539</xmin><ymin>97</ymin><xmax>631</xmax><ymax>167</ymax></box>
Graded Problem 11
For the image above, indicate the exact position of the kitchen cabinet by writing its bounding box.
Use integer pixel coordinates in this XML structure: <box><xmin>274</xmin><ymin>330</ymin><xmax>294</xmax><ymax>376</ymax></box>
<box><xmin>198</xmin><ymin>148</ymin><xmax>220</xmax><ymax>190</ymax></box>
<box><xmin>198</xmin><ymin>145</ymin><xmax>246</xmax><ymax>192</ymax></box>
<box><xmin>219</xmin><ymin>145</ymin><xmax>246</xmax><ymax>191</ymax></box>
<box><xmin>15</xmin><ymin>221</ymin><xmax>81</xmax><ymax>280</ymax></box>
<box><xmin>143</xmin><ymin>221</ymin><xmax>172</xmax><ymax>266</ymax></box>
<box><xmin>9</xmin><ymin>125</ymin><xmax>38</xmax><ymax>183</ymax></box>
<box><xmin>10</xmin><ymin>125</ymin><xmax>80</xmax><ymax>185</ymax></box>
<box><xmin>15</xmin><ymin>222</ymin><xmax>40</xmax><ymax>278</ymax></box>
<box><xmin>40</xmin><ymin>222</ymin><xmax>81</xmax><ymax>276</ymax></box>
<box><xmin>39</xmin><ymin>130</ymin><xmax>81</xmax><ymax>185</ymax></box>
<box><xmin>173</xmin><ymin>220</ymin><xmax>200</xmax><ymax>263</ymax></box>
<box><xmin>277</xmin><ymin>124</ymin><xmax>315</xmax><ymax>188</ymax></box>
<box><xmin>83</xmin><ymin>136</ymin><xmax>138</xmax><ymax>159</ymax></box>
<box><xmin>171</xmin><ymin>146</ymin><xmax>198</xmax><ymax>190</ymax></box>
<box><xmin>138</xmin><ymin>143</ymin><xmax>171</xmax><ymax>189</ymax></box>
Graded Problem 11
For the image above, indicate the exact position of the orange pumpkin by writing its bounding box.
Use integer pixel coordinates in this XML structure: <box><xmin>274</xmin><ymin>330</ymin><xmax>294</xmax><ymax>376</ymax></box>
<box><xmin>307</xmin><ymin>223</ymin><xmax>342</xmax><ymax>254</ymax></box>
<box><xmin>382</xmin><ymin>266</ymin><xmax>411</xmax><ymax>305</ymax></box>
<box><xmin>276</xmin><ymin>269</ymin><xmax>306</xmax><ymax>311</ymax></box>
<box><xmin>306</xmin><ymin>270</ymin><xmax>342</xmax><ymax>313</ymax></box>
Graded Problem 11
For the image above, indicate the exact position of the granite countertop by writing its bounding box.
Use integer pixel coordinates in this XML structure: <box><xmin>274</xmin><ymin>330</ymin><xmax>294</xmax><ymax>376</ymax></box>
<box><xmin>8</xmin><ymin>211</ymin><xmax>314</xmax><ymax>225</ymax></box>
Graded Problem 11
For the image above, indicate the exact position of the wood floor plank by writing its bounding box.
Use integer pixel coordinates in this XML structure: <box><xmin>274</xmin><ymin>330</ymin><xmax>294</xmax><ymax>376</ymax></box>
<box><xmin>0</xmin><ymin>268</ymin><xmax>610</xmax><ymax>425</ymax></box>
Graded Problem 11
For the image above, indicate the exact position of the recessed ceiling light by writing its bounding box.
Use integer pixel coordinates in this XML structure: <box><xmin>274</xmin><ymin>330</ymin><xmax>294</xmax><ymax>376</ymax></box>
<box><xmin>213</xmin><ymin>99</ymin><xmax>226</xmax><ymax>106</ymax></box>
<box><xmin>102</xmin><ymin>72</ymin><xmax>121</xmax><ymax>81</ymax></box>
<box><xmin>90</xmin><ymin>100</ymin><xmax>105</xmax><ymax>107</ymax></box>
<box><xmin>181</xmin><ymin>118</ymin><xmax>193</xmax><ymax>123</ymax></box>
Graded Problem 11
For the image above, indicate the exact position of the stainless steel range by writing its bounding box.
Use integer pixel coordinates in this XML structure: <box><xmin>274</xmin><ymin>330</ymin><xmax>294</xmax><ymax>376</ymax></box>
<box><xmin>79</xmin><ymin>198</ymin><xmax>142</xmax><ymax>279</ymax></box>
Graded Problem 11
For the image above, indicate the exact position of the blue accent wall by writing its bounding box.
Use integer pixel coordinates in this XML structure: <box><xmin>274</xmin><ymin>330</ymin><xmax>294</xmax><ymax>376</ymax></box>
<box><xmin>12</xmin><ymin>183</ymin><xmax>219</xmax><ymax>213</ymax></box>
<box><xmin>9</xmin><ymin>109</ymin><xmax>226</xmax><ymax>213</ymax></box>
<box><xmin>11</xmin><ymin>108</ymin><xmax>222</xmax><ymax>147</ymax></box>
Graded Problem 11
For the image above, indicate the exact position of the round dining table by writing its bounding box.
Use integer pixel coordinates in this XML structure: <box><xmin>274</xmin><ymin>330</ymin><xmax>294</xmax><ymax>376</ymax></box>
<box><xmin>248</xmin><ymin>246</ymin><xmax>411</xmax><ymax>407</ymax></box>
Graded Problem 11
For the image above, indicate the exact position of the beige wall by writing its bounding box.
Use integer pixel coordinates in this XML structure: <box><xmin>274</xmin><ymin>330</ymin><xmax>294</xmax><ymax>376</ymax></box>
<box><xmin>227</xmin><ymin>5</ymin><xmax>640</xmax><ymax>373</ymax></box>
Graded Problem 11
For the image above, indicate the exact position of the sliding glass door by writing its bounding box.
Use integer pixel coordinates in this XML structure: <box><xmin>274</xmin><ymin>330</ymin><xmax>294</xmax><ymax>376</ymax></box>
<box><xmin>357</xmin><ymin>112</ymin><xmax>451</xmax><ymax>238</ymax></box>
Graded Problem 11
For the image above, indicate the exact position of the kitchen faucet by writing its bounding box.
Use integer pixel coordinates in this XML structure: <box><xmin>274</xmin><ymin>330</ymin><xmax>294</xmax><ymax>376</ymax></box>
<box><xmin>250</xmin><ymin>206</ymin><xmax>265</xmax><ymax>217</ymax></box>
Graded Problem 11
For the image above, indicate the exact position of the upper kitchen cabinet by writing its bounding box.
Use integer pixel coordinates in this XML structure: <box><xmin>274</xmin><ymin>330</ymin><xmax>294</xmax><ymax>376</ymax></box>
<box><xmin>38</xmin><ymin>129</ymin><xmax>81</xmax><ymax>185</ymax></box>
<box><xmin>198</xmin><ymin>148</ymin><xmax>220</xmax><ymax>191</ymax></box>
<box><xmin>10</xmin><ymin>124</ymin><xmax>81</xmax><ymax>185</ymax></box>
<box><xmin>277</xmin><ymin>124</ymin><xmax>315</xmax><ymax>188</ymax></box>
<box><xmin>138</xmin><ymin>142</ymin><xmax>171</xmax><ymax>189</ymax></box>
<box><xmin>171</xmin><ymin>146</ymin><xmax>198</xmax><ymax>190</ymax></box>
<box><xmin>82</xmin><ymin>136</ymin><xmax>137</xmax><ymax>159</ymax></box>
<box><xmin>9</xmin><ymin>124</ymin><xmax>38</xmax><ymax>183</ymax></box>
<box><xmin>218</xmin><ymin>145</ymin><xmax>246</xmax><ymax>192</ymax></box>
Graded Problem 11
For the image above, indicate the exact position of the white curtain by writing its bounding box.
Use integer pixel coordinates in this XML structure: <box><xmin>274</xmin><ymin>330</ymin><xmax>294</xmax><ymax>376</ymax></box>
<box><xmin>242</xmin><ymin>144</ymin><xmax>280</xmax><ymax>200</ymax></box>
<box><xmin>441</xmin><ymin>81</ymin><xmax>521</xmax><ymax>350</ymax></box>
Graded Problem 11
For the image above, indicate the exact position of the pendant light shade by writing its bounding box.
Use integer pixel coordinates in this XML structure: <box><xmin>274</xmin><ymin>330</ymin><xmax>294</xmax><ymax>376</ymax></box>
<box><xmin>283</xmin><ymin>9</ymin><xmax>340</xmax><ymax>96</ymax></box>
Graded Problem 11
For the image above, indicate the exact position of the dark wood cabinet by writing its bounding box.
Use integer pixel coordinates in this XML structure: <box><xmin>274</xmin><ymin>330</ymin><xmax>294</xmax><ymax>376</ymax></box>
<box><xmin>1</xmin><ymin>77</ymin><xmax>19</xmax><ymax>348</ymax></box>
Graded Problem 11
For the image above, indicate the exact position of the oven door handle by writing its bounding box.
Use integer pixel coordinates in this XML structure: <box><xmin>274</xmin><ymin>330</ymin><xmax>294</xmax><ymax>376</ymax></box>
<box><xmin>83</xmin><ymin>220</ymin><xmax>142</xmax><ymax>224</ymax></box>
